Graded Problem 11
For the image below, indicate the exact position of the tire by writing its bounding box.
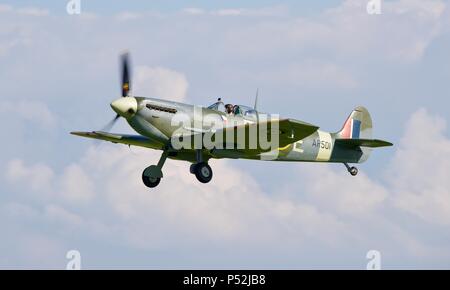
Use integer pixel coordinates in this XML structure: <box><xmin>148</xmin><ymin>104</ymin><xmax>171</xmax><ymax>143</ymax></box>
<box><xmin>194</xmin><ymin>162</ymin><xmax>213</xmax><ymax>183</ymax></box>
<box><xmin>142</xmin><ymin>173</ymin><xmax>161</xmax><ymax>188</ymax></box>
<box><xmin>350</xmin><ymin>167</ymin><xmax>358</xmax><ymax>176</ymax></box>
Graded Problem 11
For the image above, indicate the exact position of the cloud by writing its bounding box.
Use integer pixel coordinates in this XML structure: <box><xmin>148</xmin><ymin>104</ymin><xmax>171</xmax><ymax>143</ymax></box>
<box><xmin>4</xmin><ymin>144</ymin><xmax>351</xmax><ymax>254</ymax></box>
<box><xmin>3</xmin><ymin>108</ymin><xmax>450</xmax><ymax>267</ymax></box>
<box><xmin>0</xmin><ymin>5</ymin><xmax>49</xmax><ymax>17</ymax></box>
<box><xmin>252</xmin><ymin>60</ymin><xmax>358</xmax><ymax>89</ymax></box>
<box><xmin>220</xmin><ymin>0</ymin><xmax>446</xmax><ymax>66</ymax></box>
<box><xmin>388</xmin><ymin>109</ymin><xmax>450</xmax><ymax>225</ymax></box>
<box><xmin>6</xmin><ymin>159</ymin><xmax>54</xmax><ymax>192</ymax></box>
<box><xmin>17</xmin><ymin>7</ymin><xmax>49</xmax><ymax>17</ymax></box>
<box><xmin>116</xmin><ymin>12</ymin><xmax>142</xmax><ymax>21</ymax></box>
<box><xmin>182</xmin><ymin>8</ymin><xmax>206</xmax><ymax>16</ymax></box>
<box><xmin>134</xmin><ymin>66</ymin><xmax>189</xmax><ymax>102</ymax></box>
<box><xmin>0</xmin><ymin>4</ymin><xmax>12</xmax><ymax>13</ymax></box>
<box><xmin>0</xmin><ymin>100</ymin><xmax>56</xmax><ymax>128</ymax></box>
<box><xmin>182</xmin><ymin>6</ymin><xmax>287</xmax><ymax>17</ymax></box>
<box><xmin>1</xmin><ymin>0</ymin><xmax>450</xmax><ymax>268</ymax></box>
<box><xmin>5</xmin><ymin>160</ymin><xmax>94</xmax><ymax>205</ymax></box>
<box><xmin>212</xmin><ymin>9</ymin><xmax>244</xmax><ymax>17</ymax></box>
<box><xmin>301</xmin><ymin>166</ymin><xmax>388</xmax><ymax>216</ymax></box>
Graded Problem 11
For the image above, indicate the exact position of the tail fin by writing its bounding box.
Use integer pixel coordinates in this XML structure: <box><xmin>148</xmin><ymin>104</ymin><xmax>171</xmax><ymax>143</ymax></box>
<box><xmin>336</xmin><ymin>106</ymin><xmax>372</xmax><ymax>140</ymax></box>
<box><xmin>334</xmin><ymin>106</ymin><xmax>393</xmax><ymax>163</ymax></box>
<box><xmin>335</xmin><ymin>106</ymin><xmax>373</xmax><ymax>163</ymax></box>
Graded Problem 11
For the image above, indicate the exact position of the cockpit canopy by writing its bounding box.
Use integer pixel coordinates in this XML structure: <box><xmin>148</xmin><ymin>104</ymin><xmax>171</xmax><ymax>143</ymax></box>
<box><xmin>207</xmin><ymin>101</ymin><xmax>258</xmax><ymax>121</ymax></box>
<box><xmin>207</xmin><ymin>101</ymin><xmax>225</xmax><ymax>112</ymax></box>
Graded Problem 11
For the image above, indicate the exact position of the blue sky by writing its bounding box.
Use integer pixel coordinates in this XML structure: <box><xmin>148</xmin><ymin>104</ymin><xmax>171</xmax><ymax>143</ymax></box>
<box><xmin>1</xmin><ymin>0</ymin><xmax>450</xmax><ymax>269</ymax></box>
<box><xmin>1</xmin><ymin>0</ymin><xmax>342</xmax><ymax>15</ymax></box>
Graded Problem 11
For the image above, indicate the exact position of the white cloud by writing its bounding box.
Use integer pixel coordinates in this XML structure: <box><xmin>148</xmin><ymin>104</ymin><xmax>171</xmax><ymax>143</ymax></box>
<box><xmin>4</xmin><ymin>144</ymin><xmax>353</xmax><ymax>254</ymax></box>
<box><xmin>4</xmin><ymin>108</ymin><xmax>450</xmax><ymax>267</ymax></box>
<box><xmin>254</xmin><ymin>61</ymin><xmax>358</xmax><ymax>89</ymax></box>
<box><xmin>116</xmin><ymin>12</ymin><xmax>142</xmax><ymax>21</ymax></box>
<box><xmin>182</xmin><ymin>8</ymin><xmax>205</xmax><ymax>16</ymax></box>
<box><xmin>389</xmin><ymin>109</ymin><xmax>450</xmax><ymax>225</ymax></box>
<box><xmin>57</xmin><ymin>164</ymin><xmax>96</xmax><ymax>204</ymax></box>
<box><xmin>0</xmin><ymin>4</ymin><xmax>12</xmax><ymax>13</ymax></box>
<box><xmin>17</xmin><ymin>7</ymin><xmax>49</xmax><ymax>17</ymax></box>
<box><xmin>6</xmin><ymin>159</ymin><xmax>54</xmax><ymax>192</ymax></box>
<box><xmin>301</xmin><ymin>166</ymin><xmax>388</xmax><ymax>216</ymax></box>
<box><xmin>0</xmin><ymin>100</ymin><xmax>56</xmax><ymax>128</ymax></box>
<box><xmin>182</xmin><ymin>6</ymin><xmax>287</xmax><ymax>17</ymax></box>
<box><xmin>221</xmin><ymin>0</ymin><xmax>446</xmax><ymax>66</ymax></box>
<box><xmin>1</xmin><ymin>0</ymin><xmax>450</xmax><ymax>268</ymax></box>
<box><xmin>0</xmin><ymin>5</ymin><xmax>49</xmax><ymax>16</ymax></box>
<box><xmin>134</xmin><ymin>66</ymin><xmax>189</xmax><ymax>102</ymax></box>
<box><xmin>212</xmin><ymin>9</ymin><xmax>243</xmax><ymax>17</ymax></box>
<box><xmin>5</xmin><ymin>160</ymin><xmax>94</xmax><ymax>205</ymax></box>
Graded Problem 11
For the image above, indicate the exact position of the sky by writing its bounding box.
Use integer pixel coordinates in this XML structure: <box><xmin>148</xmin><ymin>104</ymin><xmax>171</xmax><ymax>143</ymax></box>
<box><xmin>0</xmin><ymin>0</ymin><xmax>450</xmax><ymax>269</ymax></box>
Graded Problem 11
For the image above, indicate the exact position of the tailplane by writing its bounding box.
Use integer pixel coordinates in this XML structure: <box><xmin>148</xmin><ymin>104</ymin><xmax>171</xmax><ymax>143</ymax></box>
<box><xmin>334</xmin><ymin>106</ymin><xmax>392</xmax><ymax>164</ymax></box>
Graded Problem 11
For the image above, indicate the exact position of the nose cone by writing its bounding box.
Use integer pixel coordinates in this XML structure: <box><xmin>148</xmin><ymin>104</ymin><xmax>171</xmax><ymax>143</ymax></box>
<box><xmin>110</xmin><ymin>97</ymin><xmax>138</xmax><ymax>118</ymax></box>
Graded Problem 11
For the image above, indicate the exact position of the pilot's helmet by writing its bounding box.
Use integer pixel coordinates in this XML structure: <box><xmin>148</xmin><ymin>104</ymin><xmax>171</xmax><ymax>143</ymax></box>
<box><xmin>225</xmin><ymin>104</ymin><xmax>234</xmax><ymax>113</ymax></box>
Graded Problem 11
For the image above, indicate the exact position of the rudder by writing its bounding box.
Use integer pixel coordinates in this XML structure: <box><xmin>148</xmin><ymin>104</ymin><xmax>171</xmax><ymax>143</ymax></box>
<box><xmin>335</xmin><ymin>106</ymin><xmax>373</xmax><ymax>163</ymax></box>
<box><xmin>336</xmin><ymin>106</ymin><xmax>372</xmax><ymax>140</ymax></box>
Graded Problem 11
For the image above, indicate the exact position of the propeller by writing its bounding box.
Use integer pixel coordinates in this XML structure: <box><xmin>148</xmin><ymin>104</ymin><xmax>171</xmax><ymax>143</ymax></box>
<box><xmin>99</xmin><ymin>52</ymin><xmax>132</xmax><ymax>133</ymax></box>
<box><xmin>121</xmin><ymin>52</ymin><xmax>131</xmax><ymax>98</ymax></box>
<box><xmin>100</xmin><ymin>114</ymin><xmax>120</xmax><ymax>132</ymax></box>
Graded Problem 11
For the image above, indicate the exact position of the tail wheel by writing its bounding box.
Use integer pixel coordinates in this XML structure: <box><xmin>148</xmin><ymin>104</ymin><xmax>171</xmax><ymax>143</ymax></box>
<box><xmin>194</xmin><ymin>162</ymin><xmax>213</xmax><ymax>183</ymax></box>
<box><xmin>349</xmin><ymin>167</ymin><xmax>358</xmax><ymax>176</ymax></box>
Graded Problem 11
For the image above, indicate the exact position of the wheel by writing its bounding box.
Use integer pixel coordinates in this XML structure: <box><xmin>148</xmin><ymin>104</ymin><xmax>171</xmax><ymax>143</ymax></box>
<box><xmin>194</xmin><ymin>162</ymin><xmax>213</xmax><ymax>183</ymax></box>
<box><xmin>142</xmin><ymin>174</ymin><xmax>161</xmax><ymax>188</ymax></box>
<box><xmin>349</xmin><ymin>167</ymin><xmax>358</xmax><ymax>176</ymax></box>
<box><xmin>142</xmin><ymin>166</ymin><xmax>162</xmax><ymax>188</ymax></box>
<box><xmin>190</xmin><ymin>163</ymin><xmax>197</xmax><ymax>174</ymax></box>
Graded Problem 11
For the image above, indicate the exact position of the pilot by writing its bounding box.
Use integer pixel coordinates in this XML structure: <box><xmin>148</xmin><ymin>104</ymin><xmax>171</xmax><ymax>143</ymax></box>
<box><xmin>233</xmin><ymin>105</ymin><xmax>241</xmax><ymax>115</ymax></box>
<box><xmin>225</xmin><ymin>104</ymin><xmax>234</xmax><ymax>115</ymax></box>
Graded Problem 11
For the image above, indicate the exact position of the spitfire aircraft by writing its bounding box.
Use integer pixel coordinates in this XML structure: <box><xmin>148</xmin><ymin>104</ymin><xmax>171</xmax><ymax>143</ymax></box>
<box><xmin>71</xmin><ymin>53</ymin><xmax>393</xmax><ymax>188</ymax></box>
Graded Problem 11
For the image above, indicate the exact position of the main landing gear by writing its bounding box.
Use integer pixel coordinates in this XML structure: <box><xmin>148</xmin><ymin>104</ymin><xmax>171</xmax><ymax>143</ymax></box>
<box><xmin>190</xmin><ymin>149</ymin><xmax>213</xmax><ymax>183</ymax></box>
<box><xmin>343</xmin><ymin>162</ymin><xmax>358</xmax><ymax>176</ymax></box>
<box><xmin>141</xmin><ymin>149</ymin><xmax>213</xmax><ymax>188</ymax></box>
<box><xmin>190</xmin><ymin>162</ymin><xmax>213</xmax><ymax>183</ymax></box>
<box><xmin>142</xmin><ymin>150</ymin><xmax>168</xmax><ymax>188</ymax></box>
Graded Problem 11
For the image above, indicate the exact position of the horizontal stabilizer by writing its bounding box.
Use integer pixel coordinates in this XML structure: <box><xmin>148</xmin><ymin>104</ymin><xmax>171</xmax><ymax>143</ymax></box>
<box><xmin>335</xmin><ymin>138</ymin><xmax>393</xmax><ymax>148</ymax></box>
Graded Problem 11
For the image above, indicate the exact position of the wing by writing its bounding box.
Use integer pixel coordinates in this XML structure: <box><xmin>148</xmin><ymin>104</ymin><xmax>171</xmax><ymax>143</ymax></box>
<box><xmin>278</xmin><ymin>118</ymin><xmax>319</xmax><ymax>145</ymax></box>
<box><xmin>335</xmin><ymin>138</ymin><xmax>393</xmax><ymax>148</ymax></box>
<box><xmin>70</xmin><ymin>131</ymin><xmax>163</xmax><ymax>150</ymax></box>
<box><xmin>210</xmin><ymin>118</ymin><xmax>319</xmax><ymax>154</ymax></box>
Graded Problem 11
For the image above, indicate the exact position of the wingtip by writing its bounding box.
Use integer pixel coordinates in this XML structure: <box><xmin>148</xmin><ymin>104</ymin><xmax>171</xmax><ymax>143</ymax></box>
<box><xmin>70</xmin><ymin>131</ymin><xmax>96</xmax><ymax>137</ymax></box>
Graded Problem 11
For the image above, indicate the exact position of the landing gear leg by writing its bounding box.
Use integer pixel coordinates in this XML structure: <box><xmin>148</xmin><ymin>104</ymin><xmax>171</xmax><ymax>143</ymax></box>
<box><xmin>343</xmin><ymin>162</ymin><xmax>358</xmax><ymax>176</ymax></box>
<box><xmin>190</xmin><ymin>149</ymin><xmax>213</xmax><ymax>184</ymax></box>
<box><xmin>142</xmin><ymin>150</ymin><xmax>168</xmax><ymax>188</ymax></box>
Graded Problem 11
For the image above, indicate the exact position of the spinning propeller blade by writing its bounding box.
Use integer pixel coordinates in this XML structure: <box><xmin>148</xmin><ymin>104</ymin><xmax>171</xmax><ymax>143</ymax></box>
<box><xmin>99</xmin><ymin>51</ymin><xmax>132</xmax><ymax>134</ymax></box>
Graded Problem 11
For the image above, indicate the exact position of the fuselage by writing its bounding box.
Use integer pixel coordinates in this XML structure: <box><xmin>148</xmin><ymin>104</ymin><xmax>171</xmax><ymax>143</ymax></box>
<box><xmin>110</xmin><ymin>96</ymin><xmax>366</xmax><ymax>164</ymax></box>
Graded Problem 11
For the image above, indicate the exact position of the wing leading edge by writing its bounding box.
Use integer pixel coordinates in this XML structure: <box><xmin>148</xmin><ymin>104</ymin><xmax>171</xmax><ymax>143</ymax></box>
<box><xmin>70</xmin><ymin>131</ymin><xmax>163</xmax><ymax>150</ymax></box>
<box><xmin>71</xmin><ymin>119</ymin><xmax>319</xmax><ymax>153</ymax></box>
